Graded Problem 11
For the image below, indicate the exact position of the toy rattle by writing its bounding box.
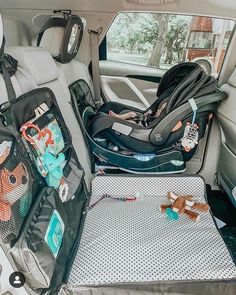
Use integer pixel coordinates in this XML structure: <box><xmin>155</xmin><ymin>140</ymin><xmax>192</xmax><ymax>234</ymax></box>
<box><xmin>159</xmin><ymin>192</ymin><xmax>210</xmax><ymax>222</ymax></box>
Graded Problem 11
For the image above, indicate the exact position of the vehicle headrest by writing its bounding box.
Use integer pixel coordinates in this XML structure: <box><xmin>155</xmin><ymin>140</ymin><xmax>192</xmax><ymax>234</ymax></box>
<box><xmin>228</xmin><ymin>67</ymin><xmax>236</xmax><ymax>88</ymax></box>
<box><xmin>6</xmin><ymin>46</ymin><xmax>58</xmax><ymax>85</ymax></box>
<box><xmin>0</xmin><ymin>14</ymin><xmax>3</xmax><ymax>49</ymax></box>
<box><xmin>38</xmin><ymin>12</ymin><xmax>84</xmax><ymax>64</ymax></box>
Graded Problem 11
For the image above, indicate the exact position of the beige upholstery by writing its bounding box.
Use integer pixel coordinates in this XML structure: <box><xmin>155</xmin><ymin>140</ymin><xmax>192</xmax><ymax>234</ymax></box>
<box><xmin>217</xmin><ymin>67</ymin><xmax>236</xmax><ymax>201</ymax></box>
<box><xmin>219</xmin><ymin>68</ymin><xmax>236</xmax><ymax>152</ymax></box>
<box><xmin>227</xmin><ymin>67</ymin><xmax>236</xmax><ymax>88</ymax></box>
<box><xmin>40</xmin><ymin>26</ymin><xmax>64</xmax><ymax>58</ymax></box>
<box><xmin>7</xmin><ymin>46</ymin><xmax>58</xmax><ymax>85</ymax></box>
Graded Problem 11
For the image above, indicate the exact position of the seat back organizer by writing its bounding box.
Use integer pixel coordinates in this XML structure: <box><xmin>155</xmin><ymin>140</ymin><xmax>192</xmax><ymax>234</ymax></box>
<box><xmin>0</xmin><ymin>14</ymin><xmax>236</xmax><ymax>295</ymax></box>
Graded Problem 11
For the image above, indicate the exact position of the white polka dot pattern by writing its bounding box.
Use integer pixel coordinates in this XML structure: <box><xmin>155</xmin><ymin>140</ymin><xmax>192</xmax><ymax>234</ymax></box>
<box><xmin>68</xmin><ymin>176</ymin><xmax>236</xmax><ymax>286</ymax></box>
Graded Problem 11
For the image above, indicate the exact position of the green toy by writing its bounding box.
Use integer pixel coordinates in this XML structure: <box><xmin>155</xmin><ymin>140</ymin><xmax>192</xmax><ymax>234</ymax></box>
<box><xmin>36</xmin><ymin>147</ymin><xmax>65</xmax><ymax>189</ymax></box>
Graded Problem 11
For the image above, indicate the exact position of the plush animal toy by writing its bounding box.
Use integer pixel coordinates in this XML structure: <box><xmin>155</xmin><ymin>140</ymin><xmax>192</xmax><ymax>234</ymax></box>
<box><xmin>159</xmin><ymin>192</ymin><xmax>210</xmax><ymax>222</ymax></box>
<box><xmin>0</xmin><ymin>162</ymin><xmax>31</xmax><ymax>222</ymax></box>
<box><xmin>36</xmin><ymin>147</ymin><xmax>65</xmax><ymax>189</ymax></box>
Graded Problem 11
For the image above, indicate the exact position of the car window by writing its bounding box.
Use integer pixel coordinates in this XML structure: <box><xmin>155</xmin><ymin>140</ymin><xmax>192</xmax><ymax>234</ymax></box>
<box><xmin>106</xmin><ymin>13</ymin><xmax>235</xmax><ymax>76</ymax></box>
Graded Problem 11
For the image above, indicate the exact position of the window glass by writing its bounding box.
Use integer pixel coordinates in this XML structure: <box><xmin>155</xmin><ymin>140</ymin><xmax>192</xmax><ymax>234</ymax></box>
<box><xmin>106</xmin><ymin>13</ymin><xmax>235</xmax><ymax>75</ymax></box>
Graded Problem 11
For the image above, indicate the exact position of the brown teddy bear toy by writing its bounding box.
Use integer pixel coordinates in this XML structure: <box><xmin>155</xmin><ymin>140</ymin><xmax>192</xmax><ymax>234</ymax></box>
<box><xmin>159</xmin><ymin>192</ymin><xmax>210</xmax><ymax>222</ymax></box>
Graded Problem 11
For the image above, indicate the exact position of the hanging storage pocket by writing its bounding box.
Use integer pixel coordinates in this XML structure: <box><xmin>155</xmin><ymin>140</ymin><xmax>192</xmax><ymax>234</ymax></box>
<box><xmin>0</xmin><ymin>135</ymin><xmax>40</xmax><ymax>243</ymax></box>
<box><xmin>11</xmin><ymin>184</ymin><xmax>87</xmax><ymax>290</ymax></box>
<box><xmin>5</xmin><ymin>87</ymin><xmax>85</xmax><ymax>195</ymax></box>
<box><xmin>1</xmin><ymin>87</ymin><xmax>88</xmax><ymax>293</ymax></box>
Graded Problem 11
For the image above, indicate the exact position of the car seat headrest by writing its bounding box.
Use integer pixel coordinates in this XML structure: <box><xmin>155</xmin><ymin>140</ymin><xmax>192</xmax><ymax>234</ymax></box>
<box><xmin>6</xmin><ymin>46</ymin><xmax>58</xmax><ymax>85</ymax></box>
<box><xmin>157</xmin><ymin>62</ymin><xmax>200</xmax><ymax>97</ymax></box>
<box><xmin>38</xmin><ymin>12</ymin><xmax>84</xmax><ymax>64</ymax></box>
<box><xmin>228</xmin><ymin>67</ymin><xmax>236</xmax><ymax>88</ymax></box>
<box><xmin>155</xmin><ymin>62</ymin><xmax>217</xmax><ymax>114</ymax></box>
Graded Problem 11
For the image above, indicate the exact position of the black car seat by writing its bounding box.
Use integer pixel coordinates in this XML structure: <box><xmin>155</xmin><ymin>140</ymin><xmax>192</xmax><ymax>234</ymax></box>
<box><xmin>82</xmin><ymin>62</ymin><xmax>226</xmax><ymax>173</ymax></box>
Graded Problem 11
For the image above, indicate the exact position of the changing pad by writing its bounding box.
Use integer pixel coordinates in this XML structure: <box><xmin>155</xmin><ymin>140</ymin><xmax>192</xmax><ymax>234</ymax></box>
<box><xmin>68</xmin><ymin>175</ymin><xmax>236</xmax><ymax>286</ymax></box>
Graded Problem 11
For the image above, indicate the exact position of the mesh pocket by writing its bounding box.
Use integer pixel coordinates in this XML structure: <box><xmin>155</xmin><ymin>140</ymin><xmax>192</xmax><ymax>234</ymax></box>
<box><xmin>0</xmin><ymin>138</ymin><xmax>37</xmax><ymax>243</ymax></box>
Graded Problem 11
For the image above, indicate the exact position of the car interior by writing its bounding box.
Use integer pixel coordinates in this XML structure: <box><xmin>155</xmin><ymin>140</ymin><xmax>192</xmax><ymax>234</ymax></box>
<box><xmin>0</xmin><ymin>0</ymin><xmax>236</xmax><ymax>295</ymax></box>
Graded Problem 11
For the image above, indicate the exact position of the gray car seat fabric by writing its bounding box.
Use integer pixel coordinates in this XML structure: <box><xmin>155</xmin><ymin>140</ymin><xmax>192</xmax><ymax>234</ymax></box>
<box><xmin>5</xmin><ymin>46</ymin><xmax>93</xmax><ymax>187</ymax></box>
<box><xmin>68</xmin><ymin>175</ymin><xmax>236</xmax><ymax>286</ymax></box>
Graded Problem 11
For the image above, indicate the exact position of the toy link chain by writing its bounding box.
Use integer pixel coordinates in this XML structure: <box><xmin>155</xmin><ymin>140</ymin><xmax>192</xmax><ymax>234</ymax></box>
<box><xmin>83</xmin><ymin>193</ymin><xmax>136</xmax><ymax>214</ymax></box>
<box><xmin>186</xmin><ymin>124</ymin><xmax>198</xmax><ymax>141</ymax></box>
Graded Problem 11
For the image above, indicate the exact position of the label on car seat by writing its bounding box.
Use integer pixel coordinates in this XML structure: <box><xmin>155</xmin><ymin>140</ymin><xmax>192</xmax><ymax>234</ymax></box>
<box><xmin>133</xmin><ymin>154</ymin><xmax>155</xmax><ymax>161</ymax></box>
<box><xmin>44</xmin><ymin>209</ymin><xmax>65</xmax><ymax>257</ymax></box>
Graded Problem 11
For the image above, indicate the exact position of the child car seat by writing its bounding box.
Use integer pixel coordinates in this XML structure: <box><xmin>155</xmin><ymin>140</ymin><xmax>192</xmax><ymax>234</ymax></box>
<box><xmin>80</xmin><ymin>62</ymin><xmax>226</xmax><ymax>173</ymax></box>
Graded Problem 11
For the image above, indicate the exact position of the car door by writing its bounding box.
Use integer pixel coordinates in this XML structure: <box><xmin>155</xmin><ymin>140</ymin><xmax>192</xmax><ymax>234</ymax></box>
<box><xmin>99</xmin><ymin>12</ymin><xmax>173</xmax><ymax>110</ymax></box>
<box><xmin>100</xmin><ymin>59</ymin><xmax>165</xmax><ymax>110</ymax></box>
<box><xmin>217</xmin><ymin>78</ymin><xmax>236</xmax><ymax>206</ymax></box>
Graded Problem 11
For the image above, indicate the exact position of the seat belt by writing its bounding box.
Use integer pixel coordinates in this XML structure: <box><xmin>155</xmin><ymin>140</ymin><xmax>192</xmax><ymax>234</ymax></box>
<box><xmin>0</xmin><ymin>37</ymin><xmax>18</xmax><ymax>127</ymax></box>
<box><xmin>88</xmin><ymin>27</ymin><xmax>103</xmax><ymax>108</ymax></box>
<box><xmin>0</xmin><ymin>38</ymin><xmax>16</xmax><ymax>102</ymax></box>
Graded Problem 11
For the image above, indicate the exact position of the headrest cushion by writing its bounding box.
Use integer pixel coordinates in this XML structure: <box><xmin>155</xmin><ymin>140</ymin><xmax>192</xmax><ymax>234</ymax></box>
<box><xmin>228</xmin><ymin>67</ymin><xmax>236</xmax><ymax>88</ymax></box>
<box><xmin>39</xmin><ymin>26</ymin><xmax>65</xmax><ymax>58</ymax></box>
<box><xmin>38</xmin><ymin>14</ymin><xmax>84</xmax><ymax>64</ymax></box>
<box><xmin>6</xmin><ymin>46</ymin><xmax>58</xmax><ymax>85</ymax></box>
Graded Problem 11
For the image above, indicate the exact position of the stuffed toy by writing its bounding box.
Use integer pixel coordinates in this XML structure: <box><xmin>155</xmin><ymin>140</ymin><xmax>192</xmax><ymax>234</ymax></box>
<box><xmin>0</xmin><ymin>161</ymin><xmax>31</xmax><ymax>222</ymax></box>
<box><xmin>159</xmin><ymin>192</ymin><xmax>210</xmax><ymax>222</ymax></box>
<box><xmin>36</xmin><ymin>147</ymin><xmax>65</xmax><ymax>189</ymax></box>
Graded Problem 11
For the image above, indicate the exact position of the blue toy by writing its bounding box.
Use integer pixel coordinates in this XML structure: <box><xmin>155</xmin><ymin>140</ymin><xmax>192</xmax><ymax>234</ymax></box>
<box><xmin>166</xmin><ymin>208</ymin><xmax>179</xmax><ymax>221</ymax></box>
<box><xmin>36</xmin><ymin>147</ymin><xmax>65</xmax><ymax>189</ymax></box>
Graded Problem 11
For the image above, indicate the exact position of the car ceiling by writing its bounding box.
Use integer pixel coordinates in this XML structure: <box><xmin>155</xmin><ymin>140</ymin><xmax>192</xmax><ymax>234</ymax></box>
<box><xmin>0</xmin><ymin>0</ymin><xmax>236</xmax><ymax>19</ymax></box>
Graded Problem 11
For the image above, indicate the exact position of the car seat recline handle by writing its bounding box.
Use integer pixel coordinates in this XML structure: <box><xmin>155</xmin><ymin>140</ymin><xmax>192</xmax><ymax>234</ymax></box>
<box><xmin>150</xmin><ymin>91</ymin><xmax>227</xmax><ymax>146</ymax></box>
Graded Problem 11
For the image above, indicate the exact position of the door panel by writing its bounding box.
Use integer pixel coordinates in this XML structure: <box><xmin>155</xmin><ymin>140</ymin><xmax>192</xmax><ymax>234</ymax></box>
<box><xmin>129</xmin><ymin>78</ymin><xmax>158</xmax><ymax>105</ymax></box>
<box><xmin>217</xmin><ymin>83</ymin><xmax>236</xmax><ymax>206</ymax></box>
<box><xmin>100</xmin><ymin>60</ymin><xmax>165</xmax><ymax>108</ymax></box>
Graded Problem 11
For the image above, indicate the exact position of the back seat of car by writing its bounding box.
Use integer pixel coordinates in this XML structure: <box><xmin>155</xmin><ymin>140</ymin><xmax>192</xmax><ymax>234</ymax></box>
<box><xmin>6</xmin><ymin>46</ymin><xmax>93</xmax><ymax>187</ymax></box>
<box><xmin>1</xmin><ymin>12</ymin><xmax>236</xmax><ymax>295</ymax></box>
